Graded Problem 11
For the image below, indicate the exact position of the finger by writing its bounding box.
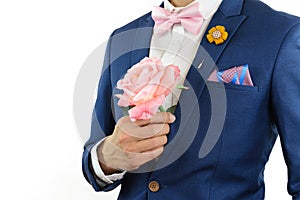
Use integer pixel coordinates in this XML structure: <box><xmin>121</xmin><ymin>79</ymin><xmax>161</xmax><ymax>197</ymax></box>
<box><xmin>117</xmin><ymin>116</ymin><xmax>154</xmax><ymax>131</ymax></box>
<box><xmin>120</xmin><ymin>123</ymin><xmax>169</xmax><ymax>139</ymax></box>
<box><xmin>149</xmin><ymin>112</ymin><xmax>176</xmax><ymax>124</ymax></box>
<box><xmin>116</xmin><ymin>115</ymin><xmax>172</xmax><ymax>139</ymax></box>
<box><xmin>130</xmin><ymin>147</ymin><xmax>164</xmax><ymax>167</ymax></box>
<box><xmin>132</xmin><ymin>112</ymin><xmax>176</xmax><ymax>127</ymax></box>
<box><xmin>130</xmin><ymin>135</ymin><xmax>168</xmax><ymax>153</ymax></box>
<box><xmin>134</xmin><ymin>119</ymin><xmax>151</xmax><ymax>127</ymax></box>
<box><xmin>116</xmin><ymin>117</ymin><xmax>148</xmax><ymax>137</ymax></box>
<box><xmin>137</xmin><ymin>123</ymin><xmax>170</xmax><ymax>138</ymax></box>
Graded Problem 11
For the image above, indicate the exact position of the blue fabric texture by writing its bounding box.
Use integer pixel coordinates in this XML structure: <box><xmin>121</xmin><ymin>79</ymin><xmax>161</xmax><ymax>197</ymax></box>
<box><xmin>82</xmin><ymin>0</ymin><xmax>300</xmax><ymax>199</ymax></box>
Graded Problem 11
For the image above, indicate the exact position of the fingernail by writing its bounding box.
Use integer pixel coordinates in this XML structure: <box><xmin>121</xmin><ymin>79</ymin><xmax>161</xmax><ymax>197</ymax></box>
<box><xmin>169</xmin><ymin>114</ymin><xmax>176</xmax><ymax>122</ymax></box>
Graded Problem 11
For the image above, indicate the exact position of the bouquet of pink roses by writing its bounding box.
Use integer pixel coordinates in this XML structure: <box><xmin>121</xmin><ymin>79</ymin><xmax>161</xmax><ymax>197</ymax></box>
<box><xmin>115</xmin><ymin>57</ymin><xmax>182</xmax><ymax>121</ymax></box>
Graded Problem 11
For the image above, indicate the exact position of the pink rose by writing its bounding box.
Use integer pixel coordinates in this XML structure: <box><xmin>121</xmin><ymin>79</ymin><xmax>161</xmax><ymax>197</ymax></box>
<box><xmin>115</xmin><ymin>57</ymin><xmax>180</xmax><ymax>121</ymax></box>
<box><xmin>128</xmin><ymin>95</ymin><xmax>165</xmax><ymax>121</ymax></box>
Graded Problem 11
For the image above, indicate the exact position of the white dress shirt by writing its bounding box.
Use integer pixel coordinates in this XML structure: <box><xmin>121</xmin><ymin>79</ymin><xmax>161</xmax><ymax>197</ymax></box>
<box><xmin>91</xmin><ymin>0</ymin><xmax>223</xmax><ymax>185</ymax></box>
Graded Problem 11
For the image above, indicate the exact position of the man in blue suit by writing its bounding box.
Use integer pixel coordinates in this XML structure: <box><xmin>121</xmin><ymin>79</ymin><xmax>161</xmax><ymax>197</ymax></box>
<box><xmin>82</xmin><ymin>0</ymin><xmax>300</xmax><ymax>199</ymax></box>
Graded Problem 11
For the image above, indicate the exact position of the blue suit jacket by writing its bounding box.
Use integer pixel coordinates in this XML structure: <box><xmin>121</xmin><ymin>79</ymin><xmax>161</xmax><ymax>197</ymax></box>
<box><xmin>82</xmin><ymin>0</ymin><xmax>300</xmax><ymax>199</ymax></box>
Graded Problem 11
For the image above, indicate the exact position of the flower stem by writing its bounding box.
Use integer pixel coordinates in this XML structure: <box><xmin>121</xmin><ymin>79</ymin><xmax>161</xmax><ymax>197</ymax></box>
<box><xmin>159</xmin><ymin>105</ymin><xmax>166</xmax><ymax>112</ymax></box>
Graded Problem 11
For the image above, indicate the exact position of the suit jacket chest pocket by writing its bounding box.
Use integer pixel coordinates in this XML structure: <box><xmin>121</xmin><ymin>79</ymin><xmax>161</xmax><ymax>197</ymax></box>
<box><xmin>206</xmin><ymin>81</ymin><xmax>260</xmax><ymax>120</ymax></box>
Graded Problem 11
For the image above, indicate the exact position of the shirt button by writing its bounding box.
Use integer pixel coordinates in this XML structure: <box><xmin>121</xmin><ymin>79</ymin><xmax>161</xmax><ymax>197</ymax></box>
<box><xmin>148</xmin><ymin>181</ymin><xmax>160</xmax><ymax>192</ymax></box>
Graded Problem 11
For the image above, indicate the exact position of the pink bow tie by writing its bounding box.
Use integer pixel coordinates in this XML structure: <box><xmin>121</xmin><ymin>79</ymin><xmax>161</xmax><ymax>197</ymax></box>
<box><xmin>151</xmin><ymin>2</ymin><xmax>204</xmax><ymax>35</ymax></box>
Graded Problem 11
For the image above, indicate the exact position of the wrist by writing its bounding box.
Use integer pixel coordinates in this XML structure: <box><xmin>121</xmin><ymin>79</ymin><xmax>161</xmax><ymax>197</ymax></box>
<box><xmin>99</xmin><ymin>161</ymin><xmax>120</xmax><ymax>175</ymax></box>
<box><xmin>97</xmin><ymin>138</ymin><xmax>121</xmax><ymax>175</ymax></box>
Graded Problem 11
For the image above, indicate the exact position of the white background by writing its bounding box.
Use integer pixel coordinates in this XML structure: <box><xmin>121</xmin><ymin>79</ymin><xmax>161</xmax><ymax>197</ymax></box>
<box><xmin>0</xmin><ymin>0</ymin><xmax>299</xmax><ymax>199</ymax></box>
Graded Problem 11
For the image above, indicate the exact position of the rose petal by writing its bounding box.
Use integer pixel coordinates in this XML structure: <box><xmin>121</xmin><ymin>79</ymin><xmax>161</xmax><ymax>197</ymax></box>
<box><xmin>128</xmin><ymin>95</ymin><xmax>165</xmax><ymax>121</ymax></box>
<box><xmin>132</xmin><ymin>84</ymin><xmax>158</xmax><ymax>103</ymax></box>
<box><xmin>153</xmin><ymin>65</ymin><xmax>181</xmax><ymax>96</ymax></box>
<box><xmin>115</xmin><ymin>94</ymin><xmax>131</xmax><ymax>107</ymax></box>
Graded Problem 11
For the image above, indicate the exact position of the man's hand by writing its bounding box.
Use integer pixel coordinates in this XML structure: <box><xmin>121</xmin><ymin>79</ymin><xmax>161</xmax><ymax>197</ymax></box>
<box><xmin>97</xmin><ymin>112</ymin><xmax>176</xmax><ymax>175</ymax></box>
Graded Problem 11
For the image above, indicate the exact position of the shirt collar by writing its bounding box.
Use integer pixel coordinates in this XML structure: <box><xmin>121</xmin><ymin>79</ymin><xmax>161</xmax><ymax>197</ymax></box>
<box><xmin>164</xmin><ymin>0</ymin><xmax>223</xmax><ymax>19</ymax></box>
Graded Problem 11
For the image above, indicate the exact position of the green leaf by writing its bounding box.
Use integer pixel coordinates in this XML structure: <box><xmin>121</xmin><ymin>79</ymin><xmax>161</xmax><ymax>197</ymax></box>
<box><xmin>176</xmin><ymin>84</ymin><xmax>189</xmax><ymax>90</ymax></box>
<box><xmin>166</xmin><ymin>105</ymin><xmax>177</xmax><ymax>114</ymax></box>
<box><xmin>159</xmin><ymin>105</ymin><xmax>166</xmax><ymax>112</ymax></box>
<box><xmin>120</xmin><ymin>106</ymin><xmax>134</xmax><ymax>116</ymax></box>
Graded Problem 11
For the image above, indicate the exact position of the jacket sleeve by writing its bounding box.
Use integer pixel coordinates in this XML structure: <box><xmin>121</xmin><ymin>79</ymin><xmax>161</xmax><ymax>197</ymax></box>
<box><xmin>82</xmin><ymin>30</ymin><xmax>124</xmax><ymax>192</ymax></box>
<box><xmin>271</xmin><ymin>22</ymin><xmax>300</xmax><ymax>200</ymax></box>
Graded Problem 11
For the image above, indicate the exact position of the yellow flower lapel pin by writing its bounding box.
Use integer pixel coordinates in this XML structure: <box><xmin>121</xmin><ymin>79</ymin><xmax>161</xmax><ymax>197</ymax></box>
<box><xmin>206</xmin><ymin>25</ymin><xmax>228</xmax><ymax>45</ymax></box>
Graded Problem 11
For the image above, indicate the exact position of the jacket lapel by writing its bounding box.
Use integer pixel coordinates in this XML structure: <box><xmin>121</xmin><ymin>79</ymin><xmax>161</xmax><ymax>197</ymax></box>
<box><xmin>130</xmin><ymin>0</ymin><xmax>247</xmax><ymax>175</ymax></box>
<box><xmin>131</xmin><ymin>0</ymin><xmax>247</xmax><ymax>96</ymax></box>
<box><xmin>190</xmin><ymin>0</ymin><xmax>247</xmax><ymax>100</ymax></box>
<box><xmin>130</xmin><ymin>14</ymin><xmax>154</xmax><ymax>65</ymax></box>
<box><xmin>151</xmin><ymin>0</ymin><xmax>247</xmax><ymax>176</ymax></box>
<box><xmin>130</xmin><ymin>2</ymin><xmax>164</xmax><ymax>65</ymax></box>
<box><xmin>172</xmin><ymin>0</ymin><xmax>247</xmax><ymax>140</ymax></box>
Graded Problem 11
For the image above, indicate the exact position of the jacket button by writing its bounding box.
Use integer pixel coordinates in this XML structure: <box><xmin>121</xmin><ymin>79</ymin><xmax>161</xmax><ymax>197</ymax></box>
<box><xmin>148</xmin><ymin>181</ymin><xmax>160</xmax><ymax>192</ymax></box>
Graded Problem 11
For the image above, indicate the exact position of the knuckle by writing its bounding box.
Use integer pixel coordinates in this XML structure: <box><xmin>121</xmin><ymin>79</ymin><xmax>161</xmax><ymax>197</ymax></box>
<box><xmin>149</xmin><ymin>138</ymin><xmax>159</xmax><ymax>147</ymax></box>
<box><xmin>105</xmin><ymin>136</ymin><xmax>118</xmax><ymax>148</ymax></box>
<box><xmin>118</xmin><ymin>132</ymin><xmax>130</xmax><ymax>142</ymax></box>
<box><xmin>123</xmin><ymin>144</ymin><xmax>140</xmax><ymax>153</ymax></box>
<box><xmin>150</xmin><ymin>137</ymin><xmax>164</xmax><ymax>148</ymax></box>
<box><xmin>123</xmin><ymin>129</ymin><xmax>132</xmax><ymax>136</ymax></box>
<box><xmin>158</xmin><ymin>147</ymin><xmax>165</xmax><ymax>155</ymax></box>
<box><xmin>118</xmin><ymin>116</ymin><xmax>130</xmax><ymax>126</ymax></box>
<box><xmin>158</xmin><ymin>112</ymin><xmax>167</xmax><ymax>123</ymax></box>
<box><xmin>122</xmin><ymin>144</ymin><xmax>134</xmax><ymax>153</ymax></box>
<box><xmin>118</xmin><ymin>135</ymin><xmax>125</xmax><ymax>143</ymax></box>
<box><xmin>164</xmin><ymin>124</ymin><xmax>170</xmax><ymax>133</ymax></box>
<box><xmin>114</xmin><ymin>125</ymin><xmax>125</xmax><ymax>137</ymax></box>
<box><xmin>157</xmin><ymin>112</ymin><xmax>166</xmax><ymax>123</ymax></box>
<box><xmin>161</xmin><ymin>136</ymin><xmax>168</xmax><ymax>145</ymax></box>
<box><xmin>155</xmin><ymin>124</ymin><xmax>168</xmax><ymax>136</ymax></box>
<box><xmin>151</xmin><ymin>148</ymin><xmax>163</xmax><ymax>159</ymax></box>
<box><xmin>167</xmin><ymin>112</ymin><xmax>172</xmax><ymax>119</ymax></box>
<box><xmin>118</xmin><ymin>116</ymin><xmax>126</xmax><ymax>125</ymax></box>
<box><xmin>148</xmin><ymin>126</ymin><xmax>158</xmax><ymax>136</ymax></box>
<box><xmin>161</xmin><ymin>112</ymin><xmax>170</xmax><ymax>123</ymax></box>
